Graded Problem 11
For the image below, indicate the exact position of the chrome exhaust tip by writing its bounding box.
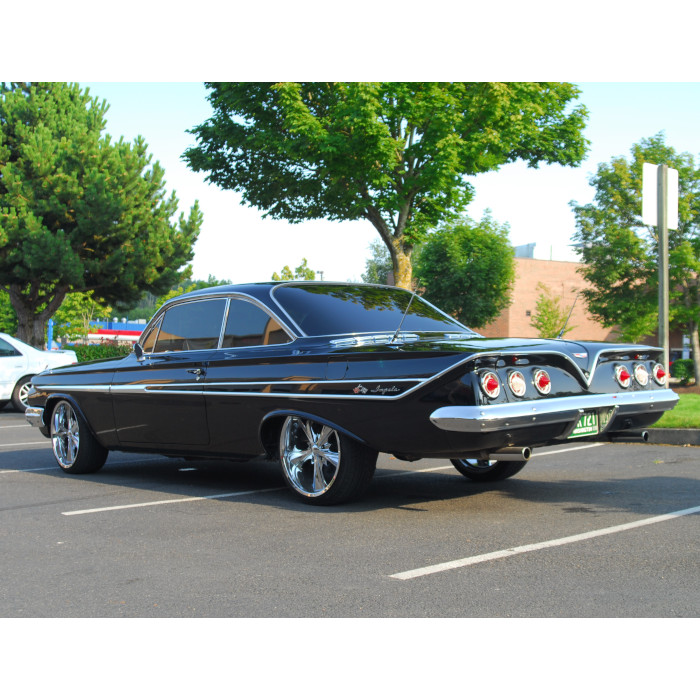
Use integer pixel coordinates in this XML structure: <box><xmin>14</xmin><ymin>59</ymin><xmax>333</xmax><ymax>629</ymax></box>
<box><xmin>607</xmin><ymin>430</ymin><xmax>650</xmax><ymax>443</ymax></box>
<box><xmin>487</xmin><ymin>446</ymin><xmax>532</xmax><ymax>462</ymax></box>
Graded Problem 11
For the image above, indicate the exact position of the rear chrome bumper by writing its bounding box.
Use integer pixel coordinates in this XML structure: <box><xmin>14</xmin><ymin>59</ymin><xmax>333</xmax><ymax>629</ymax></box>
<box><xmin>429</xmin><ymin>389</ymin><xmax>679</xmax><ymax>433</ymax></box>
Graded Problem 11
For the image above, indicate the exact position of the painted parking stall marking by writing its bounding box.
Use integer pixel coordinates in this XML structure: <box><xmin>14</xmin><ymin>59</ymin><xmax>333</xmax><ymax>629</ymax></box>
<box><xmin>390</xmin><ymin>505</ymin><xmax>700</xmax><ymax>580</ymax></box>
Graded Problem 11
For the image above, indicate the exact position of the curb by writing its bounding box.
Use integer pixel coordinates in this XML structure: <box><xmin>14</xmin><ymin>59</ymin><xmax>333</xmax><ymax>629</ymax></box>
<box><xmin>646</xmin><ymin>428</ymin><xmax>700</xmax><ymax>447</ymax></box>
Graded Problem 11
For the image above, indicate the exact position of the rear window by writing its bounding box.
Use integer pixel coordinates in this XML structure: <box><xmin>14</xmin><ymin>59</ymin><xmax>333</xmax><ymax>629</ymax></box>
<box><xmin>273</xmin><ymin>284</ymin><xmax>469</xmax><ymax>336</ymax></box>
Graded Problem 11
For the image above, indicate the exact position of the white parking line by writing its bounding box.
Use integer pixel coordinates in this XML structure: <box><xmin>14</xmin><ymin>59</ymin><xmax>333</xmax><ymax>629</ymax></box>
<box><xmin>63</xmin><ymin>487</ymin><xmax>285</xmax><ymax>515</ymax></box>
<box><xmin>390</xmin><ymin>504</ymin><xmax>700</xmax><ymax>580</ymax></box>
<box><xmin>0</xmin><ymin>441</ymin><xmax>50</xmax><ymax>448</ymax></box>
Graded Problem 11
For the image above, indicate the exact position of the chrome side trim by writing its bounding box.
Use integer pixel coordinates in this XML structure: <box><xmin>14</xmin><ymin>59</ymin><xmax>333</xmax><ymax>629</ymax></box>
<box><xmin>429</xmin><ymin>389</ymin><xmax>679</xmax><ymax>433</ymax></box>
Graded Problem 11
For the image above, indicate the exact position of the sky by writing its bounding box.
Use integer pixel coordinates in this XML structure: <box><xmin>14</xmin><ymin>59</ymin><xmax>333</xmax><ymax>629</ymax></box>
<box><xmin>77</xmin><ymin>81</ymin><xmax>700</xmax><ymax>284</ymax></box>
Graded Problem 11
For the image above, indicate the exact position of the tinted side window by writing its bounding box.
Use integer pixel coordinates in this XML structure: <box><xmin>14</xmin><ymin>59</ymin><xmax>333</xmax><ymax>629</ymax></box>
<box><xmin>222</xmin><ymin>299</ymin><xmax>291</xmax><ymax>348</ymax></box>
<box><xmin>153</xmin><ymin>299</ymin><xmax>227</xmax><ymax>353</ymax></box>
<box><xmin>0</xmin><ymin>338</ymin><xmax>20</xmax><ymax>357</ymax></box>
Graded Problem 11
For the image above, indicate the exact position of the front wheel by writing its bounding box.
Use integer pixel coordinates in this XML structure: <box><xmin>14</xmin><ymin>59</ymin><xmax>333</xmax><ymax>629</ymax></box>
<box><xmin>279</xmin><ymin>416</ymin><xmax>377</xmax><ymax>505</ymax></box>
<box><xmin>50</xmin><ymin>400</ymin><xmax>108</xmax><ymax>474</ymax></box>
<box><xmin>450</xmin><ymin>458</ymin><xmax>527</xmax><ymax>482</ymax></box>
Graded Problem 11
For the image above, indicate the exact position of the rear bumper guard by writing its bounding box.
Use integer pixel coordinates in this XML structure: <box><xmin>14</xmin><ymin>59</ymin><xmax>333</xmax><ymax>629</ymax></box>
<box><xmin>429</xmin><ymin>389</ymin><xmax>679</xmax><ymax>434</ymax></box>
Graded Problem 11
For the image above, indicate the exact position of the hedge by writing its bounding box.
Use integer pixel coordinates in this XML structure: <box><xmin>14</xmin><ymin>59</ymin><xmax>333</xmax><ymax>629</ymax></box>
<box><xmin>70</xmin><ymin>343</ymin><xmax>134</xmax><ymax>363</ymax></box>
<box><xmin>670</xmin><ymin>358</ymin><xmax>695</xmax><ymax>385</ymax></box>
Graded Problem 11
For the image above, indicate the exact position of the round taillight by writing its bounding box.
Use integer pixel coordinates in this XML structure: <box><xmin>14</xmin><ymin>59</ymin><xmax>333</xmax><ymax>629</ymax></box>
<box><xmin>533</xmin><ymin>369</ymin><xmax>551</xmax><ymax>395</ymax></box>
<box><xmin>615</xmin><ymin>365</ymin><xmax>631</xmax><ymax>388</ymax></box>
<box><xmin>652</xmin><ymin>363</ymin><xmax>667</xmax><ymax>385</ymax></box>
<box><xmin>508</xmin><ymin>370</ymin><xmax>527</xmax><ymax>397</ymax></box>
<box><xmin>633</xmin><ymin>363</ymin><xmax>649</xmax><ymax>386</ymax></box>
<box><xmin>480</xmin><ymin>371</ymin><xmax>501</xmax><ymax>399</ymax></box>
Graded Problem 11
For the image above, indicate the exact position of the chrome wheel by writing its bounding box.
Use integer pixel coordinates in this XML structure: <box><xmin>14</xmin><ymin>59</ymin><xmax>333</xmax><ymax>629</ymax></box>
<box><xmin>280</xmin><ymin>416</ymin><xmax>341</xmax><ymax>498</ymax></box>
<box><xmin>51</xmin><ymin>401</ymin><xmax>80</xmax><ymax>469</ymax></box>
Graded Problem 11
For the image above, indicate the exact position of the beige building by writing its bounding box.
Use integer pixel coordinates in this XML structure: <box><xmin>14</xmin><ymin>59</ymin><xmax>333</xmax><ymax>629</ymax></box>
<box><xmin>472</xmin><ymin>256</ymin><xmax>684</xmax><ymax>350</ymax></box>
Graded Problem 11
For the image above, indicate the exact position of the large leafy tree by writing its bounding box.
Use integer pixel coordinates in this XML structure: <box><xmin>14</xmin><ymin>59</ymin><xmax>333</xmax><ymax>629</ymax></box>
<box><xmin>414</xmin><ymin>214</ymin><xmax>515</xmax><ymax>328</ymax></box>
<box><xmin>184</xmin><ymin>82</ymin><xmax>588</xmax><ymax>289</ymax></box>
<box><xmin>0</xmin><ymin>82</ymin><xmax>202</xmax><ymax>346</ymax></box>
<box><xmin>571</xmin><ymin>133</ymin><xmax>700</xmax><ymax>379</ymax></box>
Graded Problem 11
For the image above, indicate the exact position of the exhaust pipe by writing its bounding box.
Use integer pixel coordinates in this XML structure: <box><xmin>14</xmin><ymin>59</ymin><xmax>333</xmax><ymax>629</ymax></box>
<box><xmin>487</xmin><ymin>446</ymin><xmax>532</xmax><ymax>462</ymax></box>
<box><xmin>607</xmin><ymin>430</ymin><xmax>649</xmax><ymax>443</ymax></box>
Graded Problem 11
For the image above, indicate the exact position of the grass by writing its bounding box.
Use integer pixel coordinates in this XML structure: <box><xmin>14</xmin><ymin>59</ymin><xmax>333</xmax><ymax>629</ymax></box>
<box><xmin>652</xmin><ymin>394</ymin><xmax>700</xmax><ymax>429</ymax></box>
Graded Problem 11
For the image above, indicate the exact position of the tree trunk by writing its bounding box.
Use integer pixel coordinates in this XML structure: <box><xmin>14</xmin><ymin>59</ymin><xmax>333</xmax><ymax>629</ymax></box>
<box><xmin>9</xmin><ymin>283</ymin><xmax>69</xmax><ymax>348</ymax></box>
<box><xmin>364</xmin><ymin>206</ymin><xmax>414</xmax><ymax>290</ymax></box>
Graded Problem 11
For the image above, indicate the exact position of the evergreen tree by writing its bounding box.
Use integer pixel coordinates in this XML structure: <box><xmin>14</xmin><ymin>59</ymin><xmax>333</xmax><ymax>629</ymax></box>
<box><xmin>0</xmin><ymin>82</ymin><xmax>201</xmax><ymax>346</ymax></box>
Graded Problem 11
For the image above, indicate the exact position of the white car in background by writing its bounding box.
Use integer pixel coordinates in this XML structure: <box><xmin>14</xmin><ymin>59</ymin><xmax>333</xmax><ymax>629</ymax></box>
<box><xmin>0</xmin><ymin>333</ymin><xmax>78</xmax><ymax>411</ymax></box>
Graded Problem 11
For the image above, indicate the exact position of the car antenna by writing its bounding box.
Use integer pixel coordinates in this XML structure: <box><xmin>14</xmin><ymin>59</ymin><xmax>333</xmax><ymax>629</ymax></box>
<box><xmin>556</xmin><ymin>292</ymin><xmax>580</xmax><ymax>339</ymax></box>
<box><xmin>389</xmin><ymin>288</ymin><xmax>417</xmax><ymax>345</ymax></box>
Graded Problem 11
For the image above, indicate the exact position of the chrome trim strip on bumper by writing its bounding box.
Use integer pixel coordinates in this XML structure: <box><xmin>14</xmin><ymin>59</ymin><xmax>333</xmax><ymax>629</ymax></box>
<box><xmin>25</xmin><ymin>406</ymin><xmax>45</xmax><ymax>429</ymax></box>
<box><xmin>429</xmin><ymin>389</ymin><xmax>679</xmax><ymax>433</ymax></box>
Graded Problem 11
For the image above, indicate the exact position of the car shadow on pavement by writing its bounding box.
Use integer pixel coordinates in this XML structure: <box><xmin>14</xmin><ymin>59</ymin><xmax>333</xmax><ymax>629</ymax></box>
<box><xmin>5</xmin><ymin>446</ymin><xmax>699</xmax><ymax>518</ymax></box>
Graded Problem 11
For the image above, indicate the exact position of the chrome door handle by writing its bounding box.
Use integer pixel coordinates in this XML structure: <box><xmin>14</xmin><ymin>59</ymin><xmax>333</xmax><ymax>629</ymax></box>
<box><xmin>188</xmin><ymin>368</ymin><xmax>205</xmax><ymax>379</ymax></box>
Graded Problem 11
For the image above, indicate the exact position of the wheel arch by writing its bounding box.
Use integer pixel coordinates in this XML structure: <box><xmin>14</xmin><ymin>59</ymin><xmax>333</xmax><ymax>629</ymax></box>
<box><xmin>44</xmin><ymin>393</ymin><xmax>105</xmax><ymax>447</ymax></box>
<box><xmin>259</xmin><ymin>409</ymin><xmax>369</xmax><ymax>458</ymax></box>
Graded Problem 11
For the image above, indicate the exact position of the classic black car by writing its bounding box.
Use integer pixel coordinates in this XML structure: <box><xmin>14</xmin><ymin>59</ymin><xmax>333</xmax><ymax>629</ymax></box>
<box><xmin>25</xmin><ymin>282</ymin><xmax>679</xmax><ymax>504</ymax></box>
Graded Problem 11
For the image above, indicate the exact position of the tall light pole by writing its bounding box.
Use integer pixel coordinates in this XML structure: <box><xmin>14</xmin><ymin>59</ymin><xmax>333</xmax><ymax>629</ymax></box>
<box><xmin>642</xmin><ymin>162</ymin><xmax>678</xmax><ymax>382</ymax></box>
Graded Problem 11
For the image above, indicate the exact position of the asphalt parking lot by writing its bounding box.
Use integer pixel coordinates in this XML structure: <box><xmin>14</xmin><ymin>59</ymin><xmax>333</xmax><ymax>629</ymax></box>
<box><xmin>1</xmin><ymin>409</ymin><xmax>698</xmax><ymax>618</ymax></box>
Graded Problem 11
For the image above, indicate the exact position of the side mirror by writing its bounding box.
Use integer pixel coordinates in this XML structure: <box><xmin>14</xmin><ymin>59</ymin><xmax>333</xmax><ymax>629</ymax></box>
<box><xmin>134</xmin><ymin>342</ymin><xmax>145</xmax><ymax>361</ymax></box>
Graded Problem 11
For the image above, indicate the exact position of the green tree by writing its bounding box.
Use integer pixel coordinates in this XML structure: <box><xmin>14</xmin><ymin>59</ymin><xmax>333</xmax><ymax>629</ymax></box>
<box><xmin>184</xmin><ymin>82</ymin><xmax>588</xmax><ymax>289</ymax></box>
<box><xmin>0</xmin><ymin>289</ymin><xmax>17</xmax><ymax>335</ymax></box>
<box><xmin>52</xmin><ymin>291</ymin><xmax>112</xmax><ymax>342</ymax></box>
<box><xmin>0</xmin><ymin>82</ymin><xmax>202</xmax><ymax>346</ymax></box>
<box><xmin>530</xmin><ymin>283</ymin><xmax>576</xmax><ymax>338</ymax></box>
<box><xmin>362</xmin><ymin>238</ymin><xmax>393</xmax><ymax>285</ymax></box>
<box><xmin>414</xmin><ymin>214</ymin><xmax>515</xmax><ymax>328</ymax></box>
<box><xmin>571</xmin><ymin>133</ymin><xmax>700</xmax><ymax>379</ymax></box>
<box><xmin>272</xmin><ymin>257</ymin><xmax>316</xmax><ymax>281</ymax></box>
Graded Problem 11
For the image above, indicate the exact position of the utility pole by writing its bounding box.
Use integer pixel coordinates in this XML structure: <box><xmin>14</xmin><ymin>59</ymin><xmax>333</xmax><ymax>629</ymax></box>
<box><xmin>657</xmin><ymin>164</ymin><xmax>670</xmax><ymax>379</ymax></box>
<box><xmin>643</xmin><ymin>162</ymin><xmax>678</xmax><ymax>382</ymax></box>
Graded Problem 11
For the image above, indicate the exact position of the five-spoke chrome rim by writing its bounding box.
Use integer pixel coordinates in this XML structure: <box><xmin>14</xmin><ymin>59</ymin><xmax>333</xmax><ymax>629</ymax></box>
<box><xmin>280</xmin><ymin>416</ymin><xmax>341</xmax><ymax>497</ymax></box>
<box><xmin>51</xmin><ymin>401</ymin><xmax>80</xmax><ymax>468</ymax></box>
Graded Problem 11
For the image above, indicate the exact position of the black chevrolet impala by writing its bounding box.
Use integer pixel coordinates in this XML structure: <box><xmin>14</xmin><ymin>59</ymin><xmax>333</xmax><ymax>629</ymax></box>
<box><xmin>25</xmin><ymin>282</ymin><xmax>679</xmax><ymax>504</ymax></box>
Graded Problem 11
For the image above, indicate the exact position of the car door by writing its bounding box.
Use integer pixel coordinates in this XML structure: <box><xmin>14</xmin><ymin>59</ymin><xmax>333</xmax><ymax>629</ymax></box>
<box><xmin>203</xmin><ymin>297</ymin><xmax>307</xmax><ymax>455</ymax></box>
<box><xmin>0</xmin><ymin>337</ymin><xmax>28</xmax><ymax>402</ymax></box>
<box><xmin>111</xmin><ymin>298</ymin><xmax>227</xmax><ymax>446</ymax></box>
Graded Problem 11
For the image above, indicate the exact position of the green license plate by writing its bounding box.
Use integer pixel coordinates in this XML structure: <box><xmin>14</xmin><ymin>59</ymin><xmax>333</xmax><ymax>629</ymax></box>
<box><xmin>569</xmin><ymin>411</ymin><xmax>599</xmax><ymax>439</ymax></box>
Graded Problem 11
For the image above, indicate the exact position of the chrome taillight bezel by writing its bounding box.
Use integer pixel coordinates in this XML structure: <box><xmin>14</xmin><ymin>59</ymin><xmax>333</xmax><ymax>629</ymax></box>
<box><xmin>652</xmin><ymin>363</ymin><xmax>667</xmax><ymax>386</ymax></box>
<box><xmin>633</xmin><ymin>363</ymin><xmax>649</xmax><ymax>386</ymax></box>
<box><xmin>480</xmin><ymin>371</ymin><xmax>501</xmax><ymax>399</ymax></box>
<box><xmin>615</xmin><ymin>364</ymin><xmax>632</xmax><ymax>388</ymax></box>
<box><xmin>533</xmin><ymin>369</ymin><xmax>551</xmax><ymax>395</ymax></box>
<box><xmin>508</xmin><ymin>370</ymin><xmax>527</xmax><ymax>397</ymax></box>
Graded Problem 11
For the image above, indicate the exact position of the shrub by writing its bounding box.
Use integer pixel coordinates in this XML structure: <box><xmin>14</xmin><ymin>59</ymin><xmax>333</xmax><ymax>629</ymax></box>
<box><xmin>670</xmin><ymin>358</ymin><xmax>695</xmax><ymax>385</ymax></box>
<box><xmin>71</xmin><ymin>343</ymin><xmax>134</xmax><ymax>363</ymax></box>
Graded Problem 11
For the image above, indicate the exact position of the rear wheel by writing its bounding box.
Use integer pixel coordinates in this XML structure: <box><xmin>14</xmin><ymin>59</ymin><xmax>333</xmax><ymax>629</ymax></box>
<box><xmin>450</xmin><ymin>458</ymin><xmax>527</xmax><ymax>482</ymax></box>
<box><xmin>279</xmin><ymin>416</ymin><xmax>377</xmax><ymax>505</ymax></box>
<box><xmin>50</xmin><ymin>400</ymin><xmax>108</xmax><ymax>474</ymax></box>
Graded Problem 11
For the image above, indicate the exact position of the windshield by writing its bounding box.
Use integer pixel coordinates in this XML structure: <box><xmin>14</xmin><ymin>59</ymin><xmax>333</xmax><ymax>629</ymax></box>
<box><xmin>273</xmin><ymin>284</ymin><xmax>474</xmax><ymax>337</ymax></box>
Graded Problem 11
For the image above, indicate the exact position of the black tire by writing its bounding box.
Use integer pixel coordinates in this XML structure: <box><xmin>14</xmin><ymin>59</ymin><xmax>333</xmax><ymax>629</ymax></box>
<box><xmin>279</xmin><ymin>416</ymin><xmax>377</xmax><ymax>505</ymax></box>
<box><xmin>11</xmin><ymin>375</ymin><xmax>34</xmax><ymax>412</ymax></box>
<box><xmin>50</xmin><ymin>400</ymin><xmax>108</xmax><ymax>474</ymax></box>
<box><xmin>450</xmin><ymin>458</ymin><xmax>527</xmax><ymax>482</ymax></box>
